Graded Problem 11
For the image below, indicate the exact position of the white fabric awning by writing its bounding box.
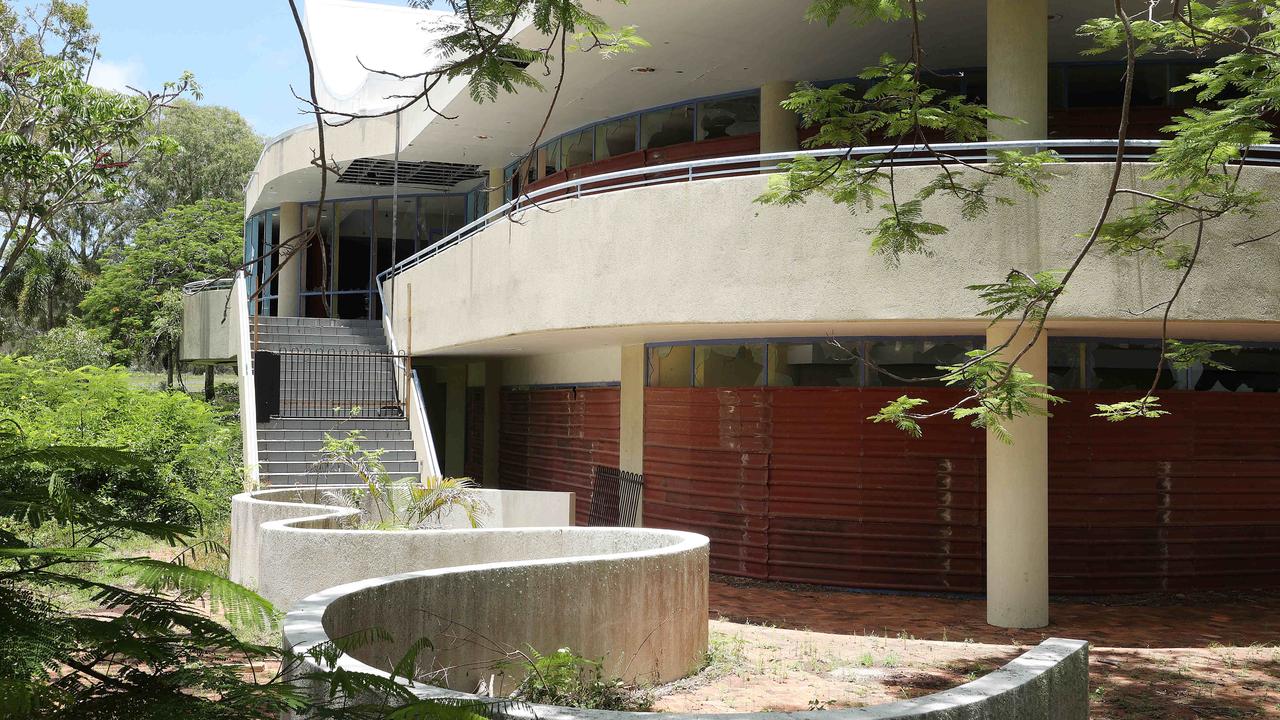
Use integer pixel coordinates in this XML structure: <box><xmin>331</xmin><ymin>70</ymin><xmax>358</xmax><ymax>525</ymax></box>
<box><xmin>304</xmin><ymin>0</ymin><xmax>460</xmax><ymax>116</ymax></box>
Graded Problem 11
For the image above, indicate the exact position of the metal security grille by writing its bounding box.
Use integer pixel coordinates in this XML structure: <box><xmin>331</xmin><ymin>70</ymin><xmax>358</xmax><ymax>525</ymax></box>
<box><xmin>588</xmin><ymin>465</ymin><xmax>644</xmax><ymax>527</ymax></box>
<box><xmin>275</xmin><ymin>348</ymin><xmax>407</xmax><ymax>418</ymax></box>
<box><xmin>337</xmin><ymin>157</ymin><xmax>485</xmax><ymax>190</ymax></box>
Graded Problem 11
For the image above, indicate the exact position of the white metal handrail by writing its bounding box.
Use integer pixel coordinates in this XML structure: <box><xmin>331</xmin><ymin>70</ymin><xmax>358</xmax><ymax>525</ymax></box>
<box><xmin>232</xmin><ymin>271</ymin><xmax>260</xmax><ymax>488</ymax></box>
<box><xmin>377</xmin><ymin>137</ymin><xmax>1280</xmax><ymax>284</ymax></box>
<box><xmin>378</xmin><ymin>282</ymin><xmax>442</xmax><ymax>478</ymax></box>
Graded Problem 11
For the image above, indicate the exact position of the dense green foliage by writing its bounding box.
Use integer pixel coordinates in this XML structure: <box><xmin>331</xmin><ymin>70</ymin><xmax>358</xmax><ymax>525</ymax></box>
<box><xmin>80</xmin><ymin>199</ymin><xmax>243</xmax><ymax>367</ymax></box>
<box><xmin>0</xmin><ymin>356</ymin><xmax>241</xmax><ymax>524</ymax></box>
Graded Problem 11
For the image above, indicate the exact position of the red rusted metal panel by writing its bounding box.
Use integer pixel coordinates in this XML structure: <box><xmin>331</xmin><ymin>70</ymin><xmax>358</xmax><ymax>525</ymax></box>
<box><xmin>499</xmin><ymin>386</ymin><xmax>619</xmax><ymax>526</ymax></box>
<box><xmin>463</xmin><ymin>387</ymin><xmax>485</xmax><ymax>480</ymax></box>
<box><xmin>645</xmin><ymin>386</ymin><xmax>1280</xmax><ymax>594</ymax></box>
<box><xmin>1049</xmin><ymin>390</ymin><xmax>1280</xmax><ymax>594</ymax></box>
<box><xmin>643</xmin><ymin>387</ymin><xmax>985</xmax><ymax>591</ymax></box>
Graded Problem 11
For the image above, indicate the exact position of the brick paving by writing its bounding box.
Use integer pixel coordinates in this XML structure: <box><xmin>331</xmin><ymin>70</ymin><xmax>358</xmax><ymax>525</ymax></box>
<box><xmin>709</xmin><ymin>575</ymin><xmax>1280</xmax><ymax>648</ymax></box>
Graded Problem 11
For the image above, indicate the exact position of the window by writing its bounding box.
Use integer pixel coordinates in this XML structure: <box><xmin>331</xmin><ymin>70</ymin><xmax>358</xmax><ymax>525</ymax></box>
<box><xmin>1191</xmin><ymin>346</ymin><xmax>1280</xmax><ymax>392</ymax></box>
<box><xmin>647</xmin><ymin>346</ymin><xmax>692</xmax><ymax>387</ymax></box>
<box><xmin>560</xmin><ymin>127</ymin><xmax>594</xmax><ymax>168</ymax></box>
<box><xmin>769</xmin><ymin>342</ymin><xmax>860</xmax><ymax>387</ymax></box>
<box><xmin>595</xmin><ymin>116</ymin><xmax>638</xmax><ymax>159</ymax></box>
<box><xmin>641</xmin><ymin>105</ymin><xmax>694</xmax><ymax>149</ymax></box>
<box><xmin>1048</xmin><ymin>340</ymin><xmax>1086</xmax><ymax>390</ymax></box>
<box><xmin>1090</xmin><ymin>340</ymin><xmax>1179</xmax><ymax>390</ymax></box>
<box><xmin>541</xmin><ymin>138</ymin><xmax>562</xmax><ymax>177</ymax></box>
<box><xmin>695</xmin><ymin>344</ymin><xmax>765</xmax><ymax>387</ymax></box>
<box><xmin>697</xmin><ymin>94</ymin><xmax>760</xmax><ymax>140</ymax></box>
<box><xmin>865</xmin><ymin>338</ymin><xmax>977</xmax><ymax>387</ymax></box>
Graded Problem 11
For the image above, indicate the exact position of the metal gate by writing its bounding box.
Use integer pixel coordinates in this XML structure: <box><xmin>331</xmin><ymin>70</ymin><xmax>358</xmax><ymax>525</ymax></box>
<box><xmin>257</xmin><ymin>348</ymin><xmax>409</xmax><ymax>419</ymax></box>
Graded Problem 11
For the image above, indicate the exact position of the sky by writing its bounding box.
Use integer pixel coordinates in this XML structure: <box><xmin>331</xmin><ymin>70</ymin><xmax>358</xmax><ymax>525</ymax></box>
<box><xmin>86</xmin><ymin>0</ymin><xmax>409</xmax><ymax>139</ymax></box>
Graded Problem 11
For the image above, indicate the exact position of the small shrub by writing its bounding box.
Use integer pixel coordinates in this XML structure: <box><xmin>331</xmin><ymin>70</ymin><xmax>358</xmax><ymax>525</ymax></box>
<box><xmin>21</xmin><ymin>323</ymin><xmax>118</xmax><ymax>368</ymax></box>
<box><xmin>506</xmin><ymin>647</ymin><xmax>652</xmax><ymax>712</ymax></box>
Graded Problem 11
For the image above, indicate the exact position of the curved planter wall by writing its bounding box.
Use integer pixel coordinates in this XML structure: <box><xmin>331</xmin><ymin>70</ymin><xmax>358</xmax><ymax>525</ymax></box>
<box><xmin>230</xmin><ymin>486</ymin><xmax>577</xmax><ymax>610</ymax></box>
<box><xmin>285</xmin><ymin>587</ymin><xmax>1087</xmax><ymax>720</ymax></box>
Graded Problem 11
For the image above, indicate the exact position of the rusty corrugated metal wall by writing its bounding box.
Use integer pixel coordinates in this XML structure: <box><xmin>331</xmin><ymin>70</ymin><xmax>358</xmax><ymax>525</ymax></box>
<box><xmin>643</xmin><ymin>387</ymin><xmax>986</xmax><ymax>592</ymax></box>
<box><xmin>1050</xmin><ymin>391</ymin><xmax>1280</xmax><ymax>594</ymax></box>
<box><xmin>463</xmin><ymin>387</ymin><xmax>485</xmax><ymax>480</ymax></box>
<box><xmin>645</xmin><ymin>386</ymin><xmax>1280</xmax><ymax>594</ymax></box>
<box><xmin>499</xmin><ymin>386</ymin><xmax>620</xmax><ymax>526</ymax></box>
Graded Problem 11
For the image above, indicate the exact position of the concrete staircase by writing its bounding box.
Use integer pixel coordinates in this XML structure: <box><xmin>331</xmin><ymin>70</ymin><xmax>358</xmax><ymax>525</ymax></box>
<box><xmin>252</xmin><ymin>317</ymin><xmax>423</xmax><ymax>486</ymax></box>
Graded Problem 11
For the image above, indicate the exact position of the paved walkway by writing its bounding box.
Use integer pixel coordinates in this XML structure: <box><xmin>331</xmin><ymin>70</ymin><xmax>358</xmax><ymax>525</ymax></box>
<box><xmin>708</xmin><ymin>575</ymin><xmax>1280</xmax><ymax>648</ymax></box>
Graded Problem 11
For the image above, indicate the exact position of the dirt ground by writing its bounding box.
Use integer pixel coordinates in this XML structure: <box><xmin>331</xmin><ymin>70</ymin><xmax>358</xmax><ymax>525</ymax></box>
<box><xmin>694</xmin><ymin>576</ymin><xmax>1280</xmax><ymax>719</ymax></box>
<box><xmin>650</xmin><ymin>620</ymin><xmax>1280</xmax><ymax>718</ymax></box>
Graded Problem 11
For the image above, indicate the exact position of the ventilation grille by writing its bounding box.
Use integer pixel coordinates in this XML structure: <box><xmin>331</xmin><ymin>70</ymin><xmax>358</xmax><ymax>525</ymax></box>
<box><xmin>337</xmin><ymin>158</ymin><xmax>485</xmax><ymax>191</ymax></box>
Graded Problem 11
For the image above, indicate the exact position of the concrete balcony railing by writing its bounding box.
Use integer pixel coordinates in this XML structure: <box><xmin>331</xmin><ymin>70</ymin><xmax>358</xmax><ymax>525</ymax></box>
<box><xmin>379</xmin><ymin>140</ymin><xmax>1280</xmax><ymax>355</ymax></box>
<box><xmin>180</xmin><ymin>277</ymin><xmax>237</xmax><ymax>363</ymax></box>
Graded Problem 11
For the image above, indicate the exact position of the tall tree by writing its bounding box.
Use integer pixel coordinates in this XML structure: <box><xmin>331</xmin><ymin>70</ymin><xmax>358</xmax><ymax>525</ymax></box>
<box><xmin>51</xmin><ymin>101</ymin><xmax>264</xmax><ymax>273</ymax></box>
<box><xmin>80</xmin><ymin>199</ymin><xmax>243</xmax><ymax>371</ymax></box>
<box><xmin>0</xmin><ymin>0</ymin><xmax>196</xmax><ymax>285</ymax></box>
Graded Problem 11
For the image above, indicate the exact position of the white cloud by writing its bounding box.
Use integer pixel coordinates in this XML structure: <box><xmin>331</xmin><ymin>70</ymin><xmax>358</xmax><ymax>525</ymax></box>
<box><xmin>88</xmin><ymin>58</ymin><xmax>146</xmax><ymax>93</ymax></box>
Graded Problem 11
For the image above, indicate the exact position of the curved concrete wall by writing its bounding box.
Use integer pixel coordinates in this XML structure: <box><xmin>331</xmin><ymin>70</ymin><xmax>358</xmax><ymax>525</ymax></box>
<box><xmin>285</xmin><ymin>585</ymin><xmax>1085</xmax><ymax>719</ymax></box>
<box><xmin>230</xmin><ymin>486</ymin><xmax>575</xmax><ymax>610</ymax></box>
<box><xmin>388</xmin><ymin>163</ymin><xmax>1280</xmax><ymax>354</ymax></box>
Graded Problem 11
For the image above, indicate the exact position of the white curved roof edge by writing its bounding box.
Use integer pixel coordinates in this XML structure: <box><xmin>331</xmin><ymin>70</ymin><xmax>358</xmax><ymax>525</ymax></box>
<box><xmin>304</xmin><ymin>0</ymin><xmax>460</xmax><ymax>116</ymax></box>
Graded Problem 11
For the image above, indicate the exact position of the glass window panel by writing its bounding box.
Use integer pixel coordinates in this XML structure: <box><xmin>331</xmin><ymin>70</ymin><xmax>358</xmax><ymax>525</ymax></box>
<box><xmin>697</xmin><ymin>94</ymin><xmax>760</xmax><ymax>140</ymax></box>
<box><xmin>866</xmin><ymin>338</ymin><xmax>977</xmax><ymax>387</ymax></box>
<box><xmin>374</xmin><ymin>198</ymin><xmax>417</xmax><ymax>275</ymax></box>
<box><xmin>334</xmin><ymin>201</ymin><xmax>372</xmax><ymax>293</ymax></box>
<box><xmin>694</xmin><ymin>344</ymin><xmax>765</xmax><ymax>388</ymax></box>
<box><xmin>438</xmin><ymin>195</ymin><xmax>466</xmax><ymax>236</ymax></box>
<box><xmin>769</xmin><ymin>341</ymin><xmax>861</xmax><ymax>387</ymax></box>
<box><xmin>335</xmin><ymin>292</ymin><xmax>368</xmax><ymax>320</ymax></box>
<box><xmin>641</xmin><ymin>105</ymin><xmax>694</xmax><ymax>149</ymax></box>
<box><xmin>1089</xmin><ymin>340</ymin><xmax>1181</xmax><ymax>390</ymax></box>
<box><xmin>1188</xmin><ymin>345</ymin><xmax>1280</xmax><ymax>392</ymax></box>
<box><xmin>541</xmin><ymin>139</ymin><xmax>562</xmax><ymax>177</ymax></box>
<box><xmin>595</xmin><ymin>116</ymin><xmax>637</xmax><ymax>159</ymax></box>
<box><xmin>560</xmin><ymin>127</ymin><xmax>594</xmax><ymax>168</ymax></box>
<box><xmin>647</xmin><ymin>346</ymin><xmax>692</xmax><ymax>387</ymax></box>
<box><xmin>1168</xmin><ymin>61</ymin><xmax>1211</xmax><ymax>108</ymax></box>
<box><xmin>1067</xmin><ymin>64</ymin><xmax>1165</xmax><ymax>107</ymax></box>
<box><xmin>1047</xmin><ymin>340</ymin><xmax>1086</xmax><ymax>390</ymax></box>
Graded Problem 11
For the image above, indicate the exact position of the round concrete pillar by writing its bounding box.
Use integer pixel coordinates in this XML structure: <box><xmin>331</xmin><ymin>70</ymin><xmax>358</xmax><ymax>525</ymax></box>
<box><xmin>760</xmin><ymin>81</ymin><xmax>800</xmax><ymax>154</ymax></box>
<box><xmin>986</xmin><ymin>0</ymin><xmax>1048</xmax><ymax>141</ymax></box>
<box><xmin>985</xmin><ymin>320</ymin><xmax>1049</xmax><ymax>628</ymax></box>
<box><xmin>487</xmin><ymin>167</ymin><xmax>506</xmax><ymax>211</ymax></box>
<box><xmin>275</xmin><ymin>202</ymin><xmax>303</xmax><ymax>317</ymax></box>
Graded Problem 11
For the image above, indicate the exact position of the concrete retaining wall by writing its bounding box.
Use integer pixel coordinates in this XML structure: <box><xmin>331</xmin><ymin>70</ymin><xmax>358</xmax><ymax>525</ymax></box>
<box><xmin>285</xmin><ymin>587</ymin><xmax>1085</xmax><ymax>719</ymax></box>
<box><xmin>230</xmin><ymin>486</ymin><xmax>575</xmax><ymax>610</ymax></box>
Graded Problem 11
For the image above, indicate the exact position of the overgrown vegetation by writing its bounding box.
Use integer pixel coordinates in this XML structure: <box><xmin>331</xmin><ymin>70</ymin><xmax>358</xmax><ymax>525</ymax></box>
<box><xmin>505</xmin><ymin>647</ymin><xmax>653</xmax><ymax>712</ymax></box>
<box><xmin>0</xmin><ymin>356</ymin><xmax>242</xmax><ymax>525</ymax></box>
<box><xmin>317</xmin><ymin>430</ymin><xmax>490</xmax><ymax>530</ymax></box>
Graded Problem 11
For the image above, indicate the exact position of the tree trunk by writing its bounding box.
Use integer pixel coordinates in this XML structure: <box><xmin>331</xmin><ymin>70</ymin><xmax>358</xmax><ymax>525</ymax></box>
<box><xmin>165</xmin><ymin>354</ymin><xmax>173</xmax><ymax>388</ymax></box>
<box><xmin>204</xmin><ymin>366</ymin><xmax>215</xmax><ymax>402</ymax></box>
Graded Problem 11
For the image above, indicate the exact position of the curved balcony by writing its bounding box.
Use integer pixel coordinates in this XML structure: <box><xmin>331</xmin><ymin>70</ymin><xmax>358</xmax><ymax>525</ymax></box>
<box><xmin>381</xmin><ymin>140</ymin><xmax>1280</xmax><ymax>356</ymax></box>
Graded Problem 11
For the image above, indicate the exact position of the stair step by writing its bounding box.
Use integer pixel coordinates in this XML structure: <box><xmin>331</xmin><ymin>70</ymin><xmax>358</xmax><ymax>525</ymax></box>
<box><xmin>255</xmin><ymin>317</ymin><xmax>381</xmax><ymax>329</ymax></box>
<box><xmin>259</xmin><ymin>450</ymin><xmax>418</xmax><ymax>463</ymax></box>
<box><xmin>261</xmin><ymin>460</ymin><xmax>421</xmax><ymax>474</ymax></box>
<box><xmin>258</xmin><ymin>431</ymin><xmax>413</xmax><ymax>443</ymax></box>
<box><xmin>260</xmin><ymin>471</ymin><xmax>422</xmax><ymax>486</ymax></box>
<box><xmin>259</xmin><ymin>418</ymin><xmax>409</xmax><ymax>430</ymax></box>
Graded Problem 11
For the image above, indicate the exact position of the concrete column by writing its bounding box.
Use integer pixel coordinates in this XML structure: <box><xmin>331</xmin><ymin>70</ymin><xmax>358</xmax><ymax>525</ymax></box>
<box><xmin>275</xmin><ymin>202</ymin><xmax>302</xmax><ymax>317</ymax></box>
<box><xmin>759</xmin><ymin>81</ymin><xmax>800</xmax><ymax>154</ymax></box>
<box><xmin>444</xmin><ymin>364</ymin><xmax>468</xmax><ymax>478</ymax></box>
<box><xmin>986</xmin><ymin>0</ymin><xmax>1048</xmax><ymax>141</ymax></box>
<box><xmin>985</xmin><ymin>320</ymin><xmax>1049</xmax><ymax>629</ymax></box>
<box><xmin>619</xmin><ymin>345</ymin><xmax>645</xmax><ymax>525</ymax></box>
<box><xmin>487</xmin><ymin>167</ymin><xmax>505</xmax><ymax>211</ymax></box>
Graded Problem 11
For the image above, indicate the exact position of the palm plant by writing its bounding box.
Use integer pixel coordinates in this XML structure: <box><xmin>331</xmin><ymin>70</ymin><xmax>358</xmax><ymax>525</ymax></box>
<box><xmin>316</xmin><ymin>431</ymin><xmax>490</xmax><ymax>530</ymax></box>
